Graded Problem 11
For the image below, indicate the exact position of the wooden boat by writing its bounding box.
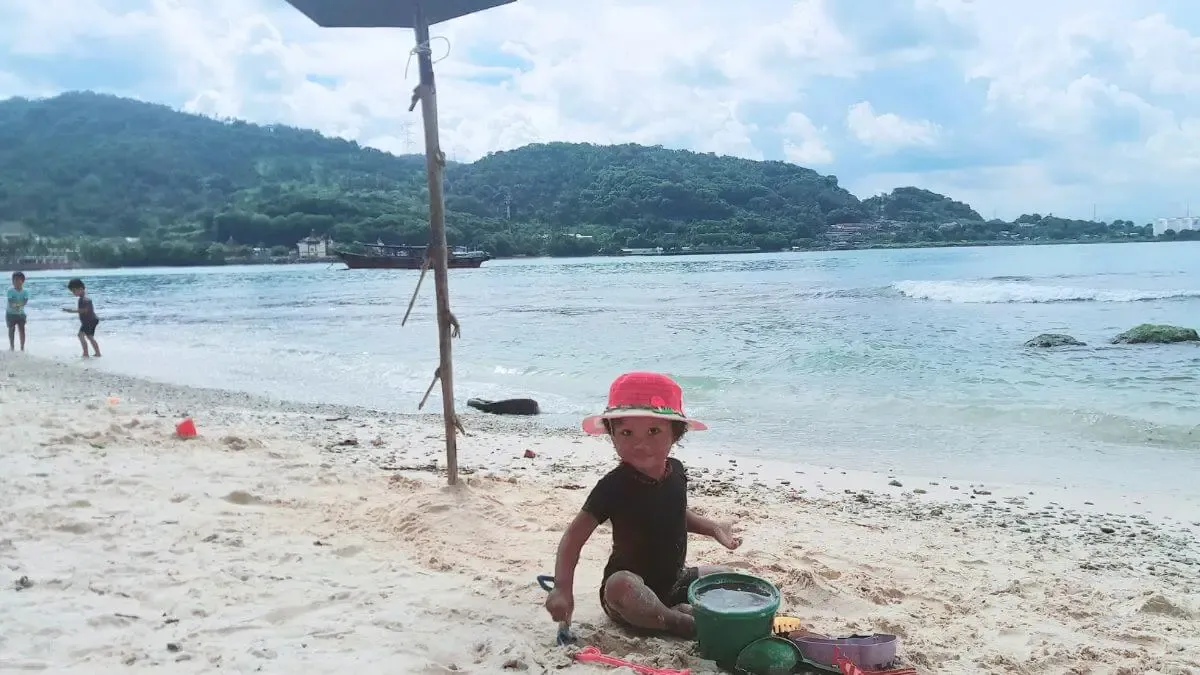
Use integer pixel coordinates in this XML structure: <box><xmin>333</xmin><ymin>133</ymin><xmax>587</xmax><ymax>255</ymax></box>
<box><xmin>335</xmin><ymin>242</ymin><xmax>490</xmax><ymax>269</ymax></box>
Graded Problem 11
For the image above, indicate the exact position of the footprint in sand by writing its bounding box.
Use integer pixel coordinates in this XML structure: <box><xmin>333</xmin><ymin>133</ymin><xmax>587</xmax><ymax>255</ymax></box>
<box><xmin>54</xmin><ymin>522</ymin><xmax>93</xmax><ymax>535</ymax></box>
<box><xmin>332</xmin><ymin>545</ymin><xmax>363</xmax><ymax>558</ymax></box>
<box><xmin>1138</xmin><ymin>593</ymin><xmax>1194</xmax><ymax>619</ymax></box>
<box><xmin>222</xmin><ymin>490</ymin><xmax>266</xmax><ymax>506</ymax></box>
<box><xmin>221</xmin><ymin>436</ymin><xmax>261</xmax><ymax>451</ymax></box>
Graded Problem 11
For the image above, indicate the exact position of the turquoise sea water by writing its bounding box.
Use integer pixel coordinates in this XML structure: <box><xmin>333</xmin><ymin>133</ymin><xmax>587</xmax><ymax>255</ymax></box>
<box><xmin>12</xmin><ymin>242</ymin><xmax>1200</xmax><ymax>496</ymax></box>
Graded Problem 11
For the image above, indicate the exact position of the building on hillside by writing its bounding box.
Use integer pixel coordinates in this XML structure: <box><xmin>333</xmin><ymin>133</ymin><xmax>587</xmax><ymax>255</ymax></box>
<box><xmin>296</xmin><ymin>235</ymin><xmax>330</xmax><ymax>258</ymax></box>
<box><xmin>823</xmin><ymin>222</ymin><xmax>879</xmax><ymax>247</ymax></box>
<box><xmin>1154</xmin><ymin>216</ymin><xmax>1200</xmax><ymax>236</ymax></box>
<box><xmin>0</xmin><ymin>221</ymin><xmax>34</xmax><ymax>242</ymax></box>
<box><xmin>3</xmin><ymin>248</ymin><xmax>78</xmax><ymax>271</ymax></box>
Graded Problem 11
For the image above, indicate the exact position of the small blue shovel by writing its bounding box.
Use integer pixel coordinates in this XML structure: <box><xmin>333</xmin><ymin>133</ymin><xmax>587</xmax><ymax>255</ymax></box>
<box><xmin>537</xmin><ymin>574</ymin><xmax>578</xmax><ymax>646</ymax></box>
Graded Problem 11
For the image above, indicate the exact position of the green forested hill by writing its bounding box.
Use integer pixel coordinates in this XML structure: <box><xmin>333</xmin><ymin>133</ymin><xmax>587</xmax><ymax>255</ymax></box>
<box><xmin>862</xmin><ymin>187</ymin><xmax>983</xmax><ymax>223</ymax></box>
<box><xmin>0</xmin><ymin>92</ymin><xmax>428</xmax><ymax>241</ymax></box>
<box><xmin>0</xmin><ymin>92</ymin><xmax>1159</xmax><ymax>266</ymax></box>
<box><xmin>445</xmin><ymin>143</ymin><xmax>865</xmax><ymax>252</ymax></box>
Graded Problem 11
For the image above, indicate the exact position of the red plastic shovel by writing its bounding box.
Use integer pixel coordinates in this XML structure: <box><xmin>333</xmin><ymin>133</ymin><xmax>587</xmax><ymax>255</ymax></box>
<box><xmin>574</xmin><ymin>646</ymin><xmax>690</xmax><ymax>675</ymax></box>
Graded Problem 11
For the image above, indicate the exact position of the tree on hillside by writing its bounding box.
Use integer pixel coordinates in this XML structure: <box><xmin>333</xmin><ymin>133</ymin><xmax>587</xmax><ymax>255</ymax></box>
<box><xmin>0</xmin><ymin>92</ymin><xmax>1160</xmax><ymax>266</ymax></box>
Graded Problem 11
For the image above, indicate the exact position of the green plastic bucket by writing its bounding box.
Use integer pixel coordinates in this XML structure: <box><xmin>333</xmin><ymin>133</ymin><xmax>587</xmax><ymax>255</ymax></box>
<box><xmin>688</xmin><ymin>573</ymin><xmax>781</xmax><ymax>669</ymax></box>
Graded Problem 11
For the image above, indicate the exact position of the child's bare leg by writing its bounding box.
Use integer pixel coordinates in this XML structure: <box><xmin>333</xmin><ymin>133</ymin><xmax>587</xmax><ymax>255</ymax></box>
<box><xmin>78</xmin><ymin>333</ymin><xmax>90</xmax><ymax>357</ymax></box>
<box><xmin>6</xmin><ymin>324</ymin><xmax>13</xmax><ymax>350</ymax></box>
<box><xmin>17</xmin><ymin>323</ymin><xmax>25</xmax><ymax>351</ymax></box>
<box><xmin>603</xmin><ymin>571</ymin><xmax>695</xmax><ymax>638</ymax></box>
<box><xmin>87</xmin><ymin>336</ymin><xmax>100</xmax><ymax>357</ymax></box>
<box><xmin>669</xmin><ymin>566</ymin><xmax>733</xmax><ymax>616</ymax></box>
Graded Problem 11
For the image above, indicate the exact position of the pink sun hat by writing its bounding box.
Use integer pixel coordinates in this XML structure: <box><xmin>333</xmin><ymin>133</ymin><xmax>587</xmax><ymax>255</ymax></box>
<box><xmin>581</xmin><ymin>371</ymin><xmax>708</xmax><ymax>435</ymax></box>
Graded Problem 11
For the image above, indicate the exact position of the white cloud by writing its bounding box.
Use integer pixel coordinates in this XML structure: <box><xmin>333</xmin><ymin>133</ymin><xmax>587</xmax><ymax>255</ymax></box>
<box><xmin>3</xmin><ymin>0</ymin><xmax>1200</xmax><ymax>221</ymax></box>
<box><xmin>781</xmin><ymin>112</ymin><xmax>834</xmax><ymax>165</ymax></box>
<box><xmin>0</xmin><ymin>0</ymin><xmax>868</xmax><ymax>163</ymax></box>
<box><xmin>845</xmin><ymin>101</ymin><xmax>940</xmax><ymax>151</ymax></box>
<box><xmin>1126</xmin><ymin>14</ymin><xmax>1200</xmax><ymax>96</ymax></box>
<box><xmin>1</xmin><ymin>0</ymin><xmax>157</xmax><ymax>56</ymax></box>
<box><xmin>0</xmin><ymin>71</ymin><xmax>29</xmax><ymax>99</ymax></box>
<box><xmin>950</xmin><ymin>0</ymin><xmax>1200</xmax><ymax>217</ymax></box>
<box><xmin>850</xmin><ymin>162</ymin><xmax>1071</xmax><ymax>221</ymax></box>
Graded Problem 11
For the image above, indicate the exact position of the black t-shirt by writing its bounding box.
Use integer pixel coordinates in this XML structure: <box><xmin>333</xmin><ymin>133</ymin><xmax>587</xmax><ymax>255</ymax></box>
<box><xmin>583</xmin><ymin>457</ymin><xmax>688</xmax><ymax>598</ymax></box>
<box><xmin>78</xmin><ymin>296</ymin><xmax>98</xmax><ymax>324</ymax></box>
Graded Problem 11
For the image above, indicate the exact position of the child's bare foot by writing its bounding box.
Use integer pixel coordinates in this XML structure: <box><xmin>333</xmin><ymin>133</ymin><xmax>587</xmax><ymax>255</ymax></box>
<box><xmin>663</xmin><ymin>609</ymin><xmax>695</xmax><ymax>639</ymax></box>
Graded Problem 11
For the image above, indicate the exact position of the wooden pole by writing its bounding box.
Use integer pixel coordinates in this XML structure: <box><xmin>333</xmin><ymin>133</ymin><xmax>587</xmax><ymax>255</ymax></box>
<box><xmin>412</xmin><ymin>3</ymin><xmax>459</xmax><ymax>485</ymax></box>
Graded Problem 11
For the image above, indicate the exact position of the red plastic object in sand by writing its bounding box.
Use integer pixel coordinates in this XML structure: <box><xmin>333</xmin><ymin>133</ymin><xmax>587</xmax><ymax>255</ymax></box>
<box><xmin>175</xmin><ymin>418</ymin><xmax>197</xmax><ymax>438</ymax></box>
<box><xmin>830</xmin><ymin>648</ymin><xmax>864</xmax><ymax>675</ymax></box>
<box><xmin>573</xmin><ymin>646</ymin><xmax>689</xmax><ymax>675</ymax></box>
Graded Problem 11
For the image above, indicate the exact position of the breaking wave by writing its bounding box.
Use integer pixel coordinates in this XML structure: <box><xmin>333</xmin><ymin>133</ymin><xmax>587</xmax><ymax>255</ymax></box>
<box><xmin>893</xmin><ymin>280</ymin><xmax>1200</xmax><ymax>304</ymax></box>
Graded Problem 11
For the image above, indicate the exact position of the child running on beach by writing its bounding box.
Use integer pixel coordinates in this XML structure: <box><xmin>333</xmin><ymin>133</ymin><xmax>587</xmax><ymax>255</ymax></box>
<box><xmin>544</xmin><ymin>371</ymin><xmax>742</xmax><ymax>638</ymax></box>
<box><xmin>6</xmin><ymin>271</ymin><xmax>28</xmax><ymax>351</ymax></box>
<box><xmin>62</xmin><ymin>278</ymin><xmax>101</xmax><ymax>358</ymax></box>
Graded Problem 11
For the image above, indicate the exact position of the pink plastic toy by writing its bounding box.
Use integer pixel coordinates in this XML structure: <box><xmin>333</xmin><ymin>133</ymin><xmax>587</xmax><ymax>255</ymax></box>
<box><xmin>573</xmin><ymin>646</ymin><xmax>690</xmax><ymax>675</ymax></box>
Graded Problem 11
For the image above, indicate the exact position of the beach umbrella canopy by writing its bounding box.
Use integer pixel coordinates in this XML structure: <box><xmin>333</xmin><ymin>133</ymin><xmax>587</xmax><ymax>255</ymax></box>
<box><xmin>283</xmin><ymin>0</ymin><xmax>516</xmax><ymax>27</ymax></box>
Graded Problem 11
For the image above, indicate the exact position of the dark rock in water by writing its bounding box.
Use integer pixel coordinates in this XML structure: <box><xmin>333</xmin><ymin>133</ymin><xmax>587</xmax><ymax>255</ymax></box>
<box><xmin>1024</xmin><ymin>333</ymin><xmax>1086</xmax><ymax>348</ymax></box>
<box><xmin>467</xmin><ymin>398</ymin><xmax>540</xmax><ymax>416</ymax></box>
<box><xmin>1110</xmin><ymin>324</ymin><xmax>1200</xmax><ymax>344</ymax></box>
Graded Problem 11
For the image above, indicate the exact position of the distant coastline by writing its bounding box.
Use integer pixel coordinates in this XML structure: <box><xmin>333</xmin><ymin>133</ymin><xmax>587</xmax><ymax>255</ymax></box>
<box><xmin>9</xmin><ymin>235</ymin><xmax>1185</xmax><ymax>272</ymax></box>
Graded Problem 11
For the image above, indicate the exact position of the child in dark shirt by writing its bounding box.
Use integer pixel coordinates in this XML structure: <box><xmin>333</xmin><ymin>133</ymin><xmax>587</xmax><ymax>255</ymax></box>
<box><xmin>63</xmin><ymin>278</ymin><xmax>101</xmax><ymax>358</ymax></box>
<box><xmin>544</xmin><ymin>372</ymin><xmax>741</xmax><ymax>638</ymax></box>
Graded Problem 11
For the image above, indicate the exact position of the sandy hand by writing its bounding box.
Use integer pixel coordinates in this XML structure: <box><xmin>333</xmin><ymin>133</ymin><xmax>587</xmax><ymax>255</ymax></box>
<box><xmin>714</xmin><ymin>522</ymin><xmax>742</xmax><ymax>550</ymax></box>
<box><xmin>544</xmin><ymin>588</ymin><xmax>574</xmax><ymax>623</ymax></box>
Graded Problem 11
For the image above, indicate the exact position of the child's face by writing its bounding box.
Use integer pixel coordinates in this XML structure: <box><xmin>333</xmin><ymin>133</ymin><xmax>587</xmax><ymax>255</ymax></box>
<box><xmin>70</xmin><ymin>287</ymin><xmax>83</xmax><ymax>297</ymax></box>
<box><xmin>609</xmin><ymin>417</ymin><xmax>675</xmax><ymax>475</ymax></box>
<box><xmin>11</xmin><ymin>277</ymin><xmax>22</xmax><ymax>290</ymax></box>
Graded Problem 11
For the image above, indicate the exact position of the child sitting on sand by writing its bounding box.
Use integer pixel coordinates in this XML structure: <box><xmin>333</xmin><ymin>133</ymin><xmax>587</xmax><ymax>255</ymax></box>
<box><xmin>62</xmin><ymin>278</ymin><xmax>101</xmax><ymax>358</ymax></box>
<box><xmin>544</xmin><ymin>371</ymin><xmax>742</xmax><ymax>638</ymax></box>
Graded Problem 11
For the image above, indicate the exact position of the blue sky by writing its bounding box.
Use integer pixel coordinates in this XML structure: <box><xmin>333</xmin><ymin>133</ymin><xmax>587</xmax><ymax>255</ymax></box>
<box><xmin>2</xmin><ymin>0</ymin><xmax>1200</xmax><ymax>223</ymax></box>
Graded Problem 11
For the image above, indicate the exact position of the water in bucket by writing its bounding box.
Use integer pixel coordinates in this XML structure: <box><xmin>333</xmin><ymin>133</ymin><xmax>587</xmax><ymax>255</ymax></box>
<box><xmin>694</xmin><ymin>582</ymin><xmax>776</xmax><ymax>612</ymax></box>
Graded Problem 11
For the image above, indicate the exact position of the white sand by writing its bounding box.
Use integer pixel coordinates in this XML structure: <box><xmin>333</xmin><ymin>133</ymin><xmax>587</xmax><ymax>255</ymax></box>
<box><xmin>1</xmin><ymin>354</ymin><xmax>1197</xmax><ymax>674</ymax></box>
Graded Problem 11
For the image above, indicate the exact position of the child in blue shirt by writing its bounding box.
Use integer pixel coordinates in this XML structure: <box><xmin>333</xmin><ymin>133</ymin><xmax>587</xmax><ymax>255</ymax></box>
<box><xmin>6</xmin><ymin>271</ymin><xmax>29</xmax><ymax>351</ymax></box>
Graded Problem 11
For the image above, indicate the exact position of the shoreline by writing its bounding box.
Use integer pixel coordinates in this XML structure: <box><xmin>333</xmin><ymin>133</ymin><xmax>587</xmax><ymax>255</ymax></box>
<box><xmin>15</xmin><ymin>351</ymin><xmax>1200</xmax><ymax>527</ymax></box>
<box><xmin>2</xmin><ymin>354</ymin><xmax>1198</xmax><ymax>673</ymax></box>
